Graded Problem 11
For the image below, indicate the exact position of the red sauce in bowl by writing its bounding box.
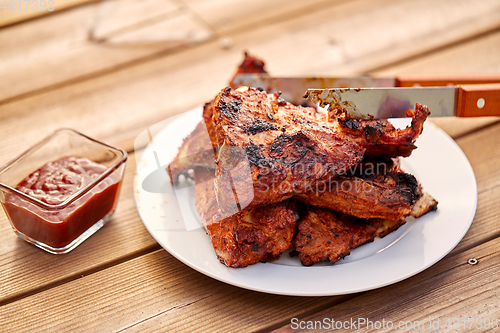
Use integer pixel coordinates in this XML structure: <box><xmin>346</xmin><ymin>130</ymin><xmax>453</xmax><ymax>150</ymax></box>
<box><xmin>3</xmin><ymin>156</ymin><xmax>121</xmax><ymax>249</ymax></box>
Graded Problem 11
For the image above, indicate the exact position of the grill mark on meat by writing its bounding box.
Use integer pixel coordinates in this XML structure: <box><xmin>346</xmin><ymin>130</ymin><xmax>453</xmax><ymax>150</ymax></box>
<box><xmin>269</xmin><ymin>133</ymin><xmax>310</xmax><ymax>166</ymax></box>
<box><xmin>244</xmin><ymin>119</ymin><xmax>279</xmax><ymax>135</ymax></box>
<box><xmin>329</xmin><ymin>103</ymin><xmax>430</xmax><ymax>157</ymax></box>
<box><xmin>214</xmin><ymin>86</ymin><xmax>429</xmax><ymax>210</ymax></box>
<box><xmin>339</xmin><ymin>118</ymin><xmax>360</xmax><ymax>131</ymax></box>
<box><xmin>364</xmin><ymin>123</ymin><xmax>384</xmax><ymax>142</ymax></box>
<box><xmin>245</xmin><ymin>142</ymin><xmax>269</xmax><ymax>166</ymax></box>
<box><xmin>294</xmin><ymin>206</ymin><xmax>407</xmax><ymax>266</ymax></box>
<box><xmin>395</xmin><ymin>173</ymin><xmax>419</xmax><ymax>205</ymax></box>
<box><xmin>219</xmin><ymin>87</ymin><xmax>242</xmax><ymax>120</ymax></box>
<box><xmin>296</xmin><ymin>171</ymin><xmax>420</xmax><ymax>220</ymax></box>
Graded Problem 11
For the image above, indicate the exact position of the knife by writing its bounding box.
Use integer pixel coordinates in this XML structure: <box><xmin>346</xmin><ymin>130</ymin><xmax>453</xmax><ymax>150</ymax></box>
<box><xmin>304</xmin><ymin>84</ymin><xmax>500</xmax><ymax>118</ymax></box>
<box><xmin>232</xmin><ymin>73</ymin><xmax>500</xmax><ymax>106</ymax></box>
<box><xmin>232</xmin><ymin>73</ymin><xmax>500</xmax><ymax>104</ymax></box>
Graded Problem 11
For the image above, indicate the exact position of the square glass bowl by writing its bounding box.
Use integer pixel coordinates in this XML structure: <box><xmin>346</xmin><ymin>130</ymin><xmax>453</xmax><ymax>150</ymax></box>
<box><xmin>0</xmin><ymin>129</ymin><xmax>127</xmax><ymax>254</ymax></box>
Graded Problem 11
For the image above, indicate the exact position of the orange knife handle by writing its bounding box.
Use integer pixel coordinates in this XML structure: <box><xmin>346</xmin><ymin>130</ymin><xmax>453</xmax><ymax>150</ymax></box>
<box><xmin>396</xmin><ymin>74</ymin><xmax>500</xmax><ymax>87</ymax></box>
<box><xmin>456</xmin><ymin>83</ymin><xmax>500</xmax><ymax>117</ymax></box>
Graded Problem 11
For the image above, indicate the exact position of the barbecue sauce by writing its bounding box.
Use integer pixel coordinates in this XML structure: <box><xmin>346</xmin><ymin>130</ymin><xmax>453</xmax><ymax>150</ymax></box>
<box><xmin>3</xmin><ymin>156</ymin><xmax>121</xmax><ymax>249</ymax></box>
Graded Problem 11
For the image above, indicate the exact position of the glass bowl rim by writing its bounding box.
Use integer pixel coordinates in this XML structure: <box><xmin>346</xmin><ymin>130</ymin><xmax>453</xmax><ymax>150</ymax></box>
<box><xmin>0</xmin><ymin>128</ymin><xmax>128</xmax><ymax>210</ymax></box>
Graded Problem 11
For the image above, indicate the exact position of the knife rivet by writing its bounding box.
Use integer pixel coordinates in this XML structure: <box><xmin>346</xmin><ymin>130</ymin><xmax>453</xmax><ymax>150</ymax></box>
<box><xmin>468</xmin><ymin>258</ymin><xmax>478</xmax><ymax>265</ymax></box>
<box><xmin>477</xmin><ymin>98</ymin><xmax>485</xmax><ymax>109</ymax></box>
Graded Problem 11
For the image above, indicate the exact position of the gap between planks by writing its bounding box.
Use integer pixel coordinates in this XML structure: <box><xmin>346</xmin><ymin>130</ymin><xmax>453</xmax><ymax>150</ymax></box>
<box><xmin>0</xmin><ymin>0</ymin><xmax>342</xmax><ymax>106</ymax></box>
<box><xmin>2</xmin><ymin>0</ymin><xmax>500</xmax><ymax>107</ymax></box>
<box><xmin>450</xmin><ymin>119</ymin><xmax>500</xmax><ymax>141</ymax></box>
<box><xmin>0</xmin><ymin>243</ymin><xmax>161</xmax><ymax>307</ymax></box>
<box><xmin>0</xmin><ymin>38</ymin><xmax>211</xmax><ymax>108</ymax></box>
<box><xmin>367</xmin><ymin>25</ymin><xmax>500</xmax><ymax>75</ymax></box>
<box><xmin>264</xmin><ymin>236</ymin><xmax>500</xmax><ymax>333</ymax></box>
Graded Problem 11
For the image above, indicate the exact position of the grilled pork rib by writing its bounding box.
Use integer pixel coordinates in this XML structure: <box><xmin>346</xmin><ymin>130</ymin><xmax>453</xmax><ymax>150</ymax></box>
<box><xmin>294</xmin><ymin>206</ymin><xmax>406</xmax><ymax>266</ymax></box>
<box><xmin>167</xmin><ymin>120</ymin><xmax>216</xmax><ymax>183</ymax></box>
<box><xmin>213</xmin><ymin>86</ymin><xmax>365</xmax><ymax>213</ymax></box>
<box><xmin>168</xmin><ymin>52</ymin><xmax>269</xmax><ymax>184</ymax></box>
<box><xmin>296</xmin><ymin>172</ymin><xmax>419</xmax><ymax>220</ymax></box>
<box><xmin>167</xmin><ymin>53</ymin><xmax>437</xmax><ymax>267</ymax></box>
<box><xmin>327</xmin><ymin>104</ymin><xmax>430</xmax><ymax>157</ymax></box>
<box><xmin>194</xmin><ymin>168</ymin><xmax>299</xmax><ymax>268</ymax></box>
<box><xmin>212</xmin><ymin>86</ymin><xmax>429</xmax><ymax>212</ymax></box>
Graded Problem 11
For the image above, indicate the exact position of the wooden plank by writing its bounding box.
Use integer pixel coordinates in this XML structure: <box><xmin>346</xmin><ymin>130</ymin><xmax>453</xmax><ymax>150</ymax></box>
<box><xmin>0</xmin><ymin>0</ymin><xmax>344</xmax><ymax>103</ymax></box>
<box><xmin>0</xmin><ymin>248</ymin><xmax>349</xmax><ymax>332</ymax></box>
<box><xmin>0</xmin><ymin>0</ymin><xmax>180</xmax><ymax>29</ymax></box>
<box><xmin>450</xmin><ymin>185</ymin><xmax>500</xmax><ymax>256</ymax></box>
<box><xmin>90</xmin><ymin>0</ymin><xmax>180</xmax><ymax>41</ymax></box>
<box><xmin>2</xmin><ymin>10</ymin><xmax>500</xmax><ymax>169</ymax></box>
<box><xmin>429</xmin><ymin>117</ymin><xmax>500</xmax><ymax>140</ymax></box>
<box><xmin>0</xmin><ymin>150</ymin><xmax>161</xmax><ymax>303</ymax></box>
<box><xmin>271</xmin><ymin>237</ymin><xmax>500</xmax><ymax>333</ymax></box>
<box><xmin>372</xmin><ymin>28</ymin><xmax>500</xmax><ymax>75</ymax></box>
<box><xmin>182</xmin><ymin>0</ymin><xmax>337</xmax><ymax>34</ymax></box>
<box><xmin>2</xmin><ymin>0</ymin><xmax>500</xmax><ymax>104</ymax></box>
<box><xmin>456</xmin><ymin>122</ymin><xmax>500</xmax><ymax>194</ymax></box>
<box><xmin>98</xmin><ymin>9</ymin><xmax>212</xmax><ymax>46</ymax></box>
<box><xmin>229</xmin><ymin>0</ymin><xmax>500</xmax><ymax>77</ymax></box>
<box><xmin>0</xmin><ymin>0</ymin><xmax>214</xmax><ymax>103</ymax></box>
<box><xmin>0</xmin><ymin>0</ymin><xmax>94</xmax><ymax>28</ymax></box>
<box><xmin>1</xmin><ymin>227</ymin><xmax>499</xmax><ymax>332</ymax></box>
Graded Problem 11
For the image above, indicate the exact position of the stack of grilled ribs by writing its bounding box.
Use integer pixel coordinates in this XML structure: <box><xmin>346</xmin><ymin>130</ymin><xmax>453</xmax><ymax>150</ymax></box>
<box><xmin>168</xmin><ymin>54</ymin><xmax>438</xmax><ymax>267</ymax></box>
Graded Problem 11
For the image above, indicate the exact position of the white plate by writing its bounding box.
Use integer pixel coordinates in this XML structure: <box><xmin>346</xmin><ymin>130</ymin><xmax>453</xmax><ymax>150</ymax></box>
<box><xmin>133</xmin><ymin>108</ymin><xmax>477</xmax><ymax>296</ymax></box>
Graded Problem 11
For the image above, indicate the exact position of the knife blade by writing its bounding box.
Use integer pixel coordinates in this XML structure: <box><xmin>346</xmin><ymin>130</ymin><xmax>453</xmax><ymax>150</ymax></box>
<box><xmin>231</xmin><ymin>73</ymin><xmax>500</xmax><ymax>106</ymax></box>
<box><xmin>304</xmin><ymin>84</ymin><xmax>500</xmax><ymax>119</ymax></box>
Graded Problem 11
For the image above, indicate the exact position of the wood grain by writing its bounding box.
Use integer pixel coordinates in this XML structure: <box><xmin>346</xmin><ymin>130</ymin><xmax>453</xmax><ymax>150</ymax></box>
<box><xmin>456</xmin><ymin>122</ymin><xmax>500</xmax><ymax>194</ymax></box>
<box><xmin>182</xmin><ymin>0</ymin><xmax>338</xmax><ymax>34</ymax></box>
<box><xmin>0</xmin><ymin>248</ymin><xmax>350</xmax><ymax>332</ymax></box>
<box><xmin>272</xmin><ymin>237</ymin><xmax>500</xmax><ymax>333</ymax></box>
<box><xmin>372</xmin><ymin>28</ymin><xmax>500</xmax><ymax>75</ymax></box>
<box><xmin>0</xmin><ymin>0</ymin><xmax>214</xmax><ymax>103</ymax></box>
<box><xmin>450</xmin><ymin>185</ymin><xmax>500</xmax><ymax>256</ymax></box>
<box><xmin>0</xmin><ymin>0</ymin><xmax>341</xmax><ymax>103</ymax></box>
<box><xmin>2</xmin><ymin>0</ymin><xmax>500</xmax><ymax>103</ymax></box>
<box><xmin>2</xmin><ymin>20</ymin><xmax>500</xmax><ymax>171</ymax></box>
<box><xmin>1</xmin><ymin>224</ymin><xmax>498</xmax><ymax>332</ymax></box>
<box><xmin>90</xmin><ymin>0</ymin><xmax>180</xmax><ymax>41</ymax></box>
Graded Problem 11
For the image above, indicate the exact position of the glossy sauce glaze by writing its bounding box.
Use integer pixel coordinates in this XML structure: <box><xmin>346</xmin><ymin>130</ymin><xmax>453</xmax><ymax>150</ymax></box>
<box><xmin>3</xmin><ymin>156</ymin><xmax>121</xmax><ymax>249</ymax></box>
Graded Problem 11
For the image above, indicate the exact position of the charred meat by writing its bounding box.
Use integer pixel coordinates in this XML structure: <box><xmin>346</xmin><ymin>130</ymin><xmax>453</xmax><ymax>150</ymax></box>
<box><xmin>194</xmin><ymin>168</ymin><xmax>299</xmax><ymax>268</ymax></box>
<box><xmin>213</xmin><ymin>86</ymin><xmax>365</xmax><ymax>212</ymax></box>
<box><xmin>294</xmin><ymin>206</ymin><xmax>406</xmax><ymax>266</ymax></box>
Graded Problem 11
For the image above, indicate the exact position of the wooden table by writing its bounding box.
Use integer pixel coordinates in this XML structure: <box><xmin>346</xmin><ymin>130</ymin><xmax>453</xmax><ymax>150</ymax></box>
<box><xmin>1</xmin><ymin>0</ymin><xmax>500</xmax><ymax>331</ymax></box>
